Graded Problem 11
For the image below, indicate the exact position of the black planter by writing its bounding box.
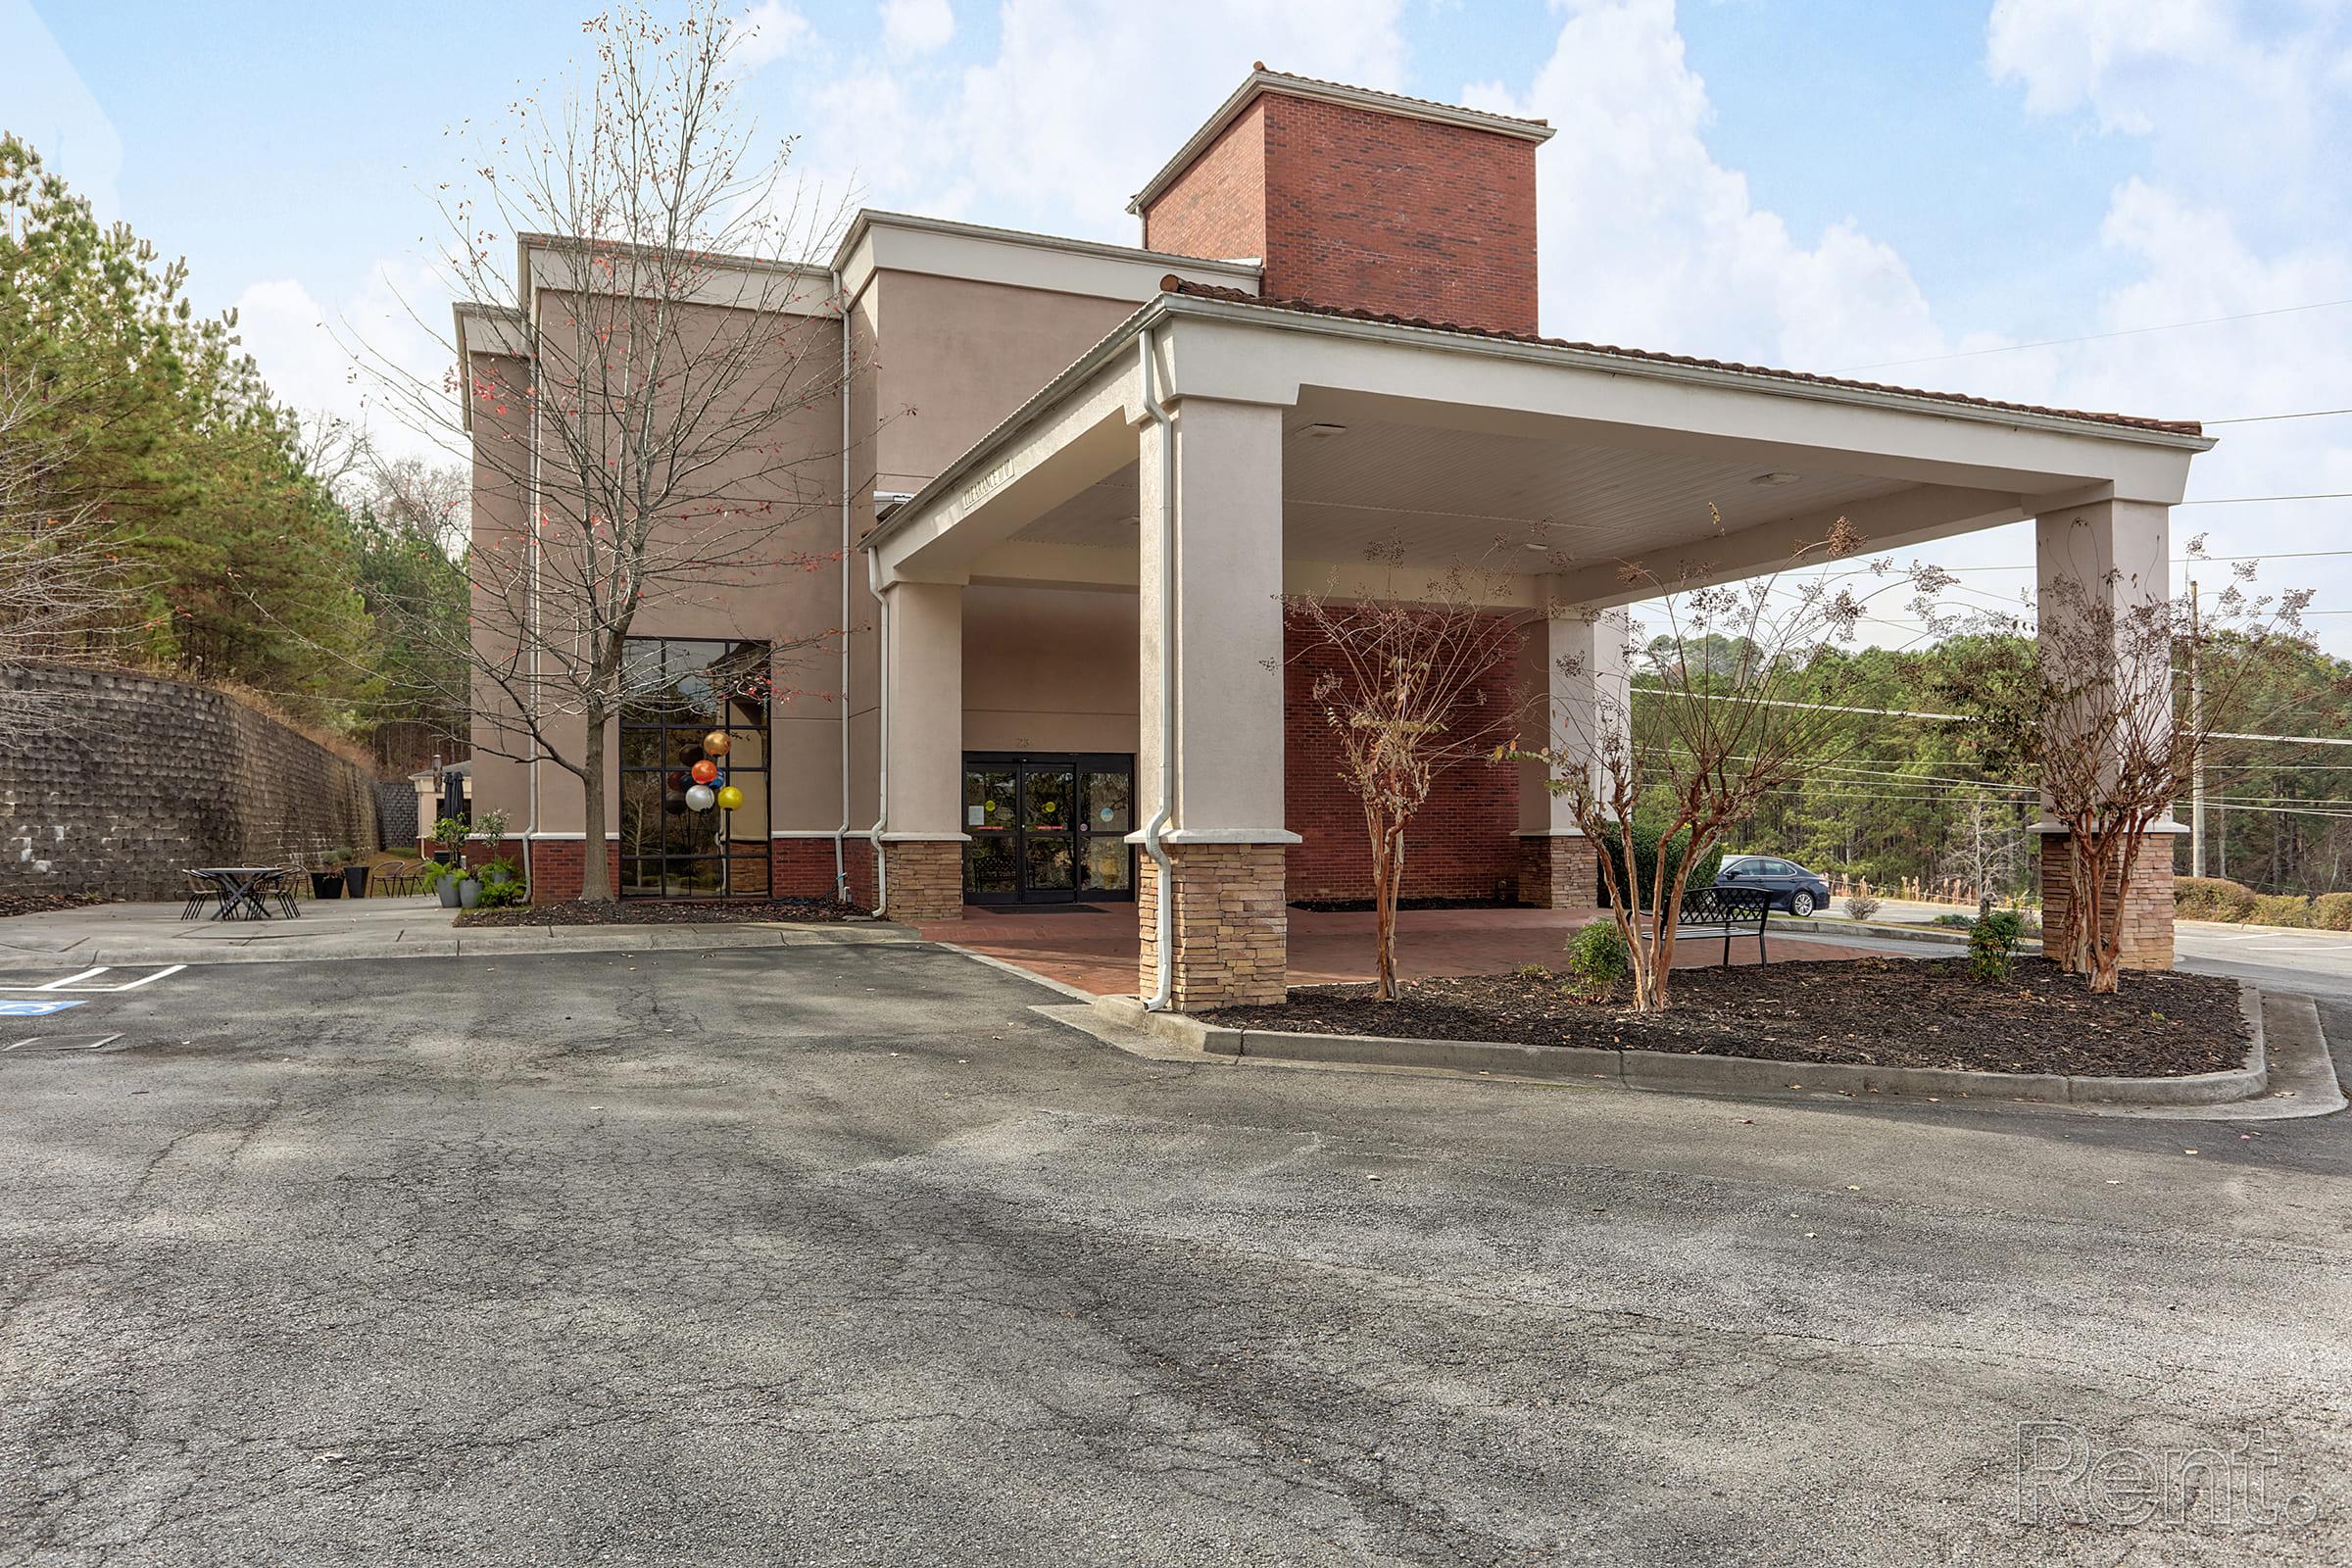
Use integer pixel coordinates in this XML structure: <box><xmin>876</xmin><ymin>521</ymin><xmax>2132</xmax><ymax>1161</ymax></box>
<box><xmin>432</xmin><ymin>849</ymin><xmax>455</xmax><ymax>866</ymax></box>
<box><xmin>343</xmin><ymin>864</ymin><xmax>371</xmax><ymax>899</ymax></box>
<box><xmin>309</xmin><ymin>872</ymin><xmax>345</xmax><ymax>900</ymax></box>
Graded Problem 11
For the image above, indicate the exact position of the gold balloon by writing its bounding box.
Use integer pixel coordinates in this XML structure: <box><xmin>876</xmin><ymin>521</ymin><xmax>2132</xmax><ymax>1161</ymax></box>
<box><xmin>703</xmin><ymin>729</ymin><xmax>732</xmax><ymax>758</ymax></box>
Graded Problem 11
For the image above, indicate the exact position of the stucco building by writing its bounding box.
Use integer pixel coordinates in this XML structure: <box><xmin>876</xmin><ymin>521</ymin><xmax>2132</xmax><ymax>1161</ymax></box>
<box><xmin>460</xmin><ymin>67</ymin><xmax>2210</xmax><ymax>1009</ymax></box>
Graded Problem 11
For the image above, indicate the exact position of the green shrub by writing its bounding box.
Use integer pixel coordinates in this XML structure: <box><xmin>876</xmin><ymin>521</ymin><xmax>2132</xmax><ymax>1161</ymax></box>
<box><xmin>2314</xmin><ymin>893</ymin><xmax>2352</xmax><ymax>932</ymax></box>
<box><xmin>2175</xmin><ymin>876</ymin><xmax>2258</xmax><ymax>921</ymax></box>
<box><xmin>476</xmin><ymin>878</ymin><xmax>530</xmax><ymax>909</ymax></box>
<box><xmin>2248</xmin><ymin>894</ymin><xmax>2315</xmax><ymax>928</ymax></box>
<box><xmin>1597</xmin><ymin>824</ymin><xmax>1723</xmax><ymax>911</ymax></box>
<box><xmin>1564</xmin><ymin>918</ymin><xmax>1631</xmax><ymax>995</ymax></box>
<box><xmin>1968</xmin><ymin>907</ymin><xmax>2025</xmax><ymax>982</ymax></box>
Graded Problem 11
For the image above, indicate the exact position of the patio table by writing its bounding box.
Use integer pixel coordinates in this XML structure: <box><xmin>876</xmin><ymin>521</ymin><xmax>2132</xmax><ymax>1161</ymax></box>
<box><xmin>191</xmin><ymin>866</ymin><xmax>292</xmax><ymax>921</ymax></box>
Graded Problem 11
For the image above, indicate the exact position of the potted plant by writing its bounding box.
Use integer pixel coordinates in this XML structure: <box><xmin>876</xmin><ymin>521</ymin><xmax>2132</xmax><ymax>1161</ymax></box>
<box><xmin>309</xmin><ymin>847</ymin><xmax>351</xmax><ymax>900</ymax></box>
<box><xmin>430</xmin><ymin>814</ymin><xmax>468</xmax><ymax>867</ymax></box>
<box><xmin>342</xmin><ymin>855</ymin><xmax>372</xmax><ymax>900</ymax></box>
<box><xmin>475</xmin><ymin>857</ymin><xmax>529</xmax><ymax>909</ymax></box>
<box><xmin>456</xmin><ymin>808</ymin><xmax>513</xmax><ymax>911</ymax></box>
<box><xmin>420</xmin><ymin>857</ymin><xmax>465</xmax><ymax>909</ymax></box>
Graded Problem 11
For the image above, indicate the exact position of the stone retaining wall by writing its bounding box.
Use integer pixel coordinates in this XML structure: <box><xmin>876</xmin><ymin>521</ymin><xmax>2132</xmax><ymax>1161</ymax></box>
<box><xmin>1</xmin><ymin>664</ymin><xmax>379</xmax><ymax>901</ymax></box>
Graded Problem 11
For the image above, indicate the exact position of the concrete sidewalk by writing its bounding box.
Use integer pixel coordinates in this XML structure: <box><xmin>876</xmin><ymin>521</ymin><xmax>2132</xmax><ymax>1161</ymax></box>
<box><xmin>0</xmin><ymin>898</ymin><xmax>920</xmax><ymax>967</ymax></box>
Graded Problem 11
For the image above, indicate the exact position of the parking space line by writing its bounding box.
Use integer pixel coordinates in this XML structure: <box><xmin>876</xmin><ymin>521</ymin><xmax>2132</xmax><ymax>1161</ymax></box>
<box><xmin>3</xmin><ymin>964</ymin><xmax>188</xmax><ymax>995</ymax></box>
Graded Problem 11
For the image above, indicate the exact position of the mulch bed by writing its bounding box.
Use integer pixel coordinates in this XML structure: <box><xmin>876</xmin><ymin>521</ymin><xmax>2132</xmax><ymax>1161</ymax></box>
<box><xmin>0</xmin><ymin>893</ymin><xmax>110</xmax><ymax>920</ymax></box>
<box><xmin>456</xmin><ymin>897</ymin><xmax>869</xmax><ymax>927</ymax></box>
<box><xmin>1203</xmin><ymin>956</ymin><xmax>2248</xmax><ymax>1078</ymax></box>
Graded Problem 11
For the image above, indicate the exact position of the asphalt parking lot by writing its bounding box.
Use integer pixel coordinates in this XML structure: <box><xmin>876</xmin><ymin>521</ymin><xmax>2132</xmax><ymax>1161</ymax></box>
<box><xmin>3</xmin><ymin>943</ymin><xmax>2349</xmax><ymax>1566</ymax></box>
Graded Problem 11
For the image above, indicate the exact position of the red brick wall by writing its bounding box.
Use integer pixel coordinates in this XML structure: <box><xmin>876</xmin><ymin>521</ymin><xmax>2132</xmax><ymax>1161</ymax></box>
<box><xmin>1282</xmin><ymin>620</ymin><xmax>1523</xmax><ymax>902</ymax></box>
<box><xmin>1143</xmin><ymin>97</ymin><xmax>1267</xmax><ymax>265</ymax></box>
<box><xmin>502</xmin><ymin>837</ymin><xmax>612</xmax><ymax>904</ymax></box>
<box><xmin>772</xmin><ymin>837</ymin><xmax>878</xmax><ymax>905</ymax></box>
<box><xmin>1143</xmin><ymin>89</ymin><xmax>1541</xmax><ymax>335</ymax></box>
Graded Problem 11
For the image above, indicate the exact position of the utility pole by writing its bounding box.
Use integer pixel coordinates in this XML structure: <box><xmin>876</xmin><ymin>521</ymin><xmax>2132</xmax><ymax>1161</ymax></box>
<box><xmin>2188</xmin><ymin>582</ymin><xmax>2205</xmax><ymax>879</ymax></box>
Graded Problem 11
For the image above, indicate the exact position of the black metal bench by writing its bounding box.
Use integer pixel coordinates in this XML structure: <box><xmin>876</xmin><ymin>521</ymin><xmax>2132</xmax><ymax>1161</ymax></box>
<box><xmin>1675</xmin><ymin>885</ymin><xmax>1772</xmax><ymax>966</ymax></box>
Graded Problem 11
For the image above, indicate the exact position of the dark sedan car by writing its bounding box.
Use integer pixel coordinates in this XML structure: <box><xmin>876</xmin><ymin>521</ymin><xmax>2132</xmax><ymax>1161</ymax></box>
<box><xmin>1713</xmin><ymin>855</ymin><xmax>1834</xmax><ymax>916</ymax></box>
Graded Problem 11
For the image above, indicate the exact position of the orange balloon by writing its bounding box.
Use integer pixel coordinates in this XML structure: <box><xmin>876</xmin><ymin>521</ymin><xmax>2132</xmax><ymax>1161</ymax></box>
<box><xmin>690</xmin><ymin>760</ymin><xmax>718</xmax><ymax>785</ymax></box>
<box><xmin>703</xmin><ymin>730</ymin><xmax>732</xmax><ymax>758</ymax></box>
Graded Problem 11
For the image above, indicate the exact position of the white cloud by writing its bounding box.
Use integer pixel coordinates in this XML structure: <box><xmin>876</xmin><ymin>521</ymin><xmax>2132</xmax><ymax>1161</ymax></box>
<box><xmin>1986</xmin><ymin>0</ymin><xmax>2341</xmax><ymax>229</ymax></box>
<box><xmin>784</xmin><ymin>0</ymin><xmax>1406</xmax><ymax>242</ymax></box>
<box><xmin>881</xmin><ymin>0</ymin><xmax>955</xmax><ymax>56</ymax></box>
<box><xmin>234</xmin><ymin>258</ymin><xmax>460</xmax><ymax>466</ymax></box>
<box><xmin>1466</xmin><ymin>0</ymin><xmax>1941</xmax><ymax>370</ymax></box>
<box><xmin>734</xmin><ymin>1</ymin><xmax>813</xmax><ymax>73</ymax></box>
<box><xmin>1974</xmin><ymin>0</ymin><xmax>2352</xmax><ymax>630</ymax></box>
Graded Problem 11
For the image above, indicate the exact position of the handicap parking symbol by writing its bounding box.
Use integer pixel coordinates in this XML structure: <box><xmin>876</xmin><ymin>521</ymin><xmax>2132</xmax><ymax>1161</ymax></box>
<box><xmin>0</xmin><ymin>999</ymin><xmax>87</xmax><ymax>1017</ymax></box>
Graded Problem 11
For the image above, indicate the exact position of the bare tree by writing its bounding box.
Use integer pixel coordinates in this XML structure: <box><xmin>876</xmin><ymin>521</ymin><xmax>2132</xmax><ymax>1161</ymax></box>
<box><xmin>0</xmin><ymin>374</ymin><xmax>132</xmax><ymax>720</ymax></box>
<box><xmin>346</xmin><ymin>1</ymin><xmax>858</xmax><ymax>900</ymax></box>
<box><xmin>1937</xmin><ymin>787</ymin><xmax>2028</xmax><ymax>905</ymax></box>
<box><xmin>1285</xmin><ymin>549</ymin><xmax>1525</xmax><ymax>1000</ymax></box>
<box><xmin>1513</xmin><ymin>516</ymin><xmax>1953</xmax><ymax>1011</ymax></box>
<box><xmin>1956</xmin><ymin>532</ymin><xmax>2316</xmax><ymax>993</ymax></box>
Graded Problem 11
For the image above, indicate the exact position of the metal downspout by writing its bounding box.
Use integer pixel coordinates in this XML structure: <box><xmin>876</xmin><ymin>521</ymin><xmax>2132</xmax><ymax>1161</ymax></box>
<box><xmin>865</xmin><ymin>549</ymin><xmax>890</xmax><ymax>917</ymax></box>
<box><xmin>522</xmin><ymin>339</ymin><xmax>543</xmax><ymax>890</ymax></box>
<box><xmin>832</xmin><ymin>270</ymin><xmax>853</xmax><ymax>901</ymax></box>
<box><xmin>1139</xmin><ymin>327</ymin><xmax>1176</xmax><ymax>1010</ymax></box>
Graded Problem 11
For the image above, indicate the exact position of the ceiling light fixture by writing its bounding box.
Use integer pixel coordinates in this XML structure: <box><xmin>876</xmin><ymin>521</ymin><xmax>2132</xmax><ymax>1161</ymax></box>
<box><xmin>1298</xmin><ymin>422</ymin><xmax>1349</xmax><ymax>439</ymax></box>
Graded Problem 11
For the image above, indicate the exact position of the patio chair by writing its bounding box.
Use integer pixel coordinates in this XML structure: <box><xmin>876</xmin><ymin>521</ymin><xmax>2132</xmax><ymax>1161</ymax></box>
<box><xmin>261</xmin><ymin>867</ymin><xmax>303</xmax><ymax>919</ymax></box>
<box><xmin>180</xmin><ymin>870</ymin><xmax>223</xmax><ymax>921</ymax></box>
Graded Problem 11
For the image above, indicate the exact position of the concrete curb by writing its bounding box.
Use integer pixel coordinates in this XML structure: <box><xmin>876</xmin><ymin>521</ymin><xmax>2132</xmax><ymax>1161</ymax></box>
<box><xmin>1091</xmin><ymin>981</ymin><xmax>2270</xmax><ymax>1107</ymax></box>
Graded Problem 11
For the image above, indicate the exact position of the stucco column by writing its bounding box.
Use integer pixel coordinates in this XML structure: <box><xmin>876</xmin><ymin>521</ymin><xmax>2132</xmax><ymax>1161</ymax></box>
<box><xmin>2034</xmin><ymin>498</ymin><xmax>2179</xmax><ymax>968</ymax></box>
<box><xmin>880</xmin><ymin>578</ymin><xmax>967</xmax><ymax>922</ymax></box>
<box><xmin>1516</xmin><ymin>602</ymin><xmax>1629</xmax><ymax>907</ymax></box>
<box><xmin>1133</xmin><ymin>396</ymin><xmax>1297</xmax><ymax>1008</ymax></box>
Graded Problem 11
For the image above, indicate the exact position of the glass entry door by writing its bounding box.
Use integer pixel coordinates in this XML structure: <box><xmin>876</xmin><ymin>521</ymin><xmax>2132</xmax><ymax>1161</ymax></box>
<box><xmin>963</xmin><ymin>753</ymin><xmax>1134</xmax><ymax>905</ymax></box>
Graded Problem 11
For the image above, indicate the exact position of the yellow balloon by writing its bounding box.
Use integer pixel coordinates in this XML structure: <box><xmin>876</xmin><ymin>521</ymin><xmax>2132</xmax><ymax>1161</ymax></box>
<box><xmin>715</xmin><ymin>784</ymin><xmax>745</xmax><ymax>810</ymax></box>
<box><xmin>703</xmin><ymin>729</ymin><xmax>732</xmax><ymax>758</ymax></box>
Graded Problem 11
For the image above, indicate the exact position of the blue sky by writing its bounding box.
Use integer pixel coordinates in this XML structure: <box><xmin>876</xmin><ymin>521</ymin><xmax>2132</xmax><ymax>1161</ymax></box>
<box><xmin>9</xmin><ymin>0</ymin><xmax>2352</xmax><ymax>651</ymax></box>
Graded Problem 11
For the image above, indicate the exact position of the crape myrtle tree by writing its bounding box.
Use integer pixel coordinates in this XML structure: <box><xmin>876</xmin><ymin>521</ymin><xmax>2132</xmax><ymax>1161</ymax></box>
<box><xmin>1283</xmin><ymin>546</ymin><xmax>1525</xmax><ymax>1000</ymax></box>
<box><xmin>1509</xmin><ymin>515</ymin><xmax>1955</xmax><ymax>1012</ymax></box>
<box><xmin>1938</xmin><ymin>534</ymin><xmax>2320</xmax><ymax>994</ymax></box>
<box><xmin>350</xmin><ymin>1</ymin><xmax>858</xmax><ymax>901</ymax></box>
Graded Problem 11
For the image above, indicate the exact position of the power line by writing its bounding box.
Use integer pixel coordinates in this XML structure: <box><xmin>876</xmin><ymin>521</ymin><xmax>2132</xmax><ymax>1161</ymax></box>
<box><xmin>2207</xmin><ymin>408</ymin><xmax>2352</xmax><ymax>425</ymax></box>
<box><xmin>1639</xmin><ymin>687</ymin><xmax>2352</xmax><ymax>747</ymax></box>
<box><xmin>2177</xmin><ymin>493</ymin><xmax>2352</xmax><ymax>507</ymax></box>
<box><xmin>1839</xmin><ymin>297</ymin><xmax>2352</xmax><ymax>373</ymax></box>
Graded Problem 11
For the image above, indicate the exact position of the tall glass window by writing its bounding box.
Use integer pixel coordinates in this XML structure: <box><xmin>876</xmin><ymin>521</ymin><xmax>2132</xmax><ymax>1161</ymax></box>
<box><xmin>617</xmin><ymin>638</ymin><xmax>771</xmax><ymax>898</ymax></box>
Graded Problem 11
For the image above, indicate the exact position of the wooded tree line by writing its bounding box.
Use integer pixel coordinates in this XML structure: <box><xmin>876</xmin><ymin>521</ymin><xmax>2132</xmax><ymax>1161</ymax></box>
<box><xmin>1659</xmin><ymin>630</ymin><xmax>2352</xmax><ymax>899</ymax></box>
<box><xmin>0</xmin><ymin>135</ymin><xmax>468</xmax><ymax>767</ymax></box>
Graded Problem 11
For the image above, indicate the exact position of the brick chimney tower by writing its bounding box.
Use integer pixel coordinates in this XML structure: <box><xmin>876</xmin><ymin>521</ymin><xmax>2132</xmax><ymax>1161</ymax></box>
<box><xmin>1130</xmin><ymin>67</ymin><xmax>1554</xmax><ymax>335</ymax></box>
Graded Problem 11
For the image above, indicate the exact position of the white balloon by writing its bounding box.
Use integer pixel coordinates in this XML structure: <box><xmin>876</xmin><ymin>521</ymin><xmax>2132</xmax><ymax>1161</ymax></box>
<box><xmin>685</xmin><ymin>784</ymin><xmax>716</xmax><ymax>811</ymax></box>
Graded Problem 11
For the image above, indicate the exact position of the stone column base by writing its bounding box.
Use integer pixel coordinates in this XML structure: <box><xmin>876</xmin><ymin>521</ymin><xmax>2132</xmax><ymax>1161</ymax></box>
<box><xmin>2041</xmin><ymin>831</ymin><xmax>2175</xmax><ymax>970</ymax></box>
<box><xmin>1137</xmin><ymin>843</ymin><xmax>1287</xmax><ymax>1010</ymax></box>
<box><xmin>881</xmin><ymin>840</ymin><xmax>964</xmax><ymax>923</ymax></box>
<box><xmin>1517</xmin><ymin>835</ymin><xmax>1600</xmax><ymax>908</ymax></box>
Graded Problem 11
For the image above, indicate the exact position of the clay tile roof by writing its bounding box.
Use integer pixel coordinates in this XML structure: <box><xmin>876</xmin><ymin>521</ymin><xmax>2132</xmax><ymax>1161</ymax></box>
<box><xmin>1156</xmin><ymin>277</ymin><xmax>2205</xmax><ymax>439</ymax></box>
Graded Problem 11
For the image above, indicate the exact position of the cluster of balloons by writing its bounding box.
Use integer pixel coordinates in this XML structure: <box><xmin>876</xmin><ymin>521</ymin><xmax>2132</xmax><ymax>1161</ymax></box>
<box><xmin>662</xmin><ymin>729</ymin><xmax>746</xmax><ymax>814</ymax></box>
